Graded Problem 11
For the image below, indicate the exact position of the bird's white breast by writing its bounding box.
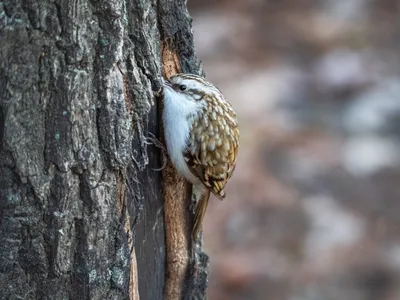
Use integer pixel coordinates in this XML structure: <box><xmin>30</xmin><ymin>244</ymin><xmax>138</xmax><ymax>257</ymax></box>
<box><xmin>162</xmin><ymin>87</ymin><xmax>203</xmax><ymax>184</ymax></box>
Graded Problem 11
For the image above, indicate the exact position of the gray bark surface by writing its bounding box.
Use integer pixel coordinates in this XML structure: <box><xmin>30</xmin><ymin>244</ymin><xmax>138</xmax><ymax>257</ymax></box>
<box><xmin>0</xmin><ymin>1</ymin><xmax>206</xmax><ymax>299</ymax></box>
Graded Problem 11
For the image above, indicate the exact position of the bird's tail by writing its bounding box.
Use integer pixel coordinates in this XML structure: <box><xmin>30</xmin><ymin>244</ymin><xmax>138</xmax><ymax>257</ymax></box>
<box><xmin>192</xmin><ymin>186</ymin><xmax>210</xmax><ymax>240</ymax></box>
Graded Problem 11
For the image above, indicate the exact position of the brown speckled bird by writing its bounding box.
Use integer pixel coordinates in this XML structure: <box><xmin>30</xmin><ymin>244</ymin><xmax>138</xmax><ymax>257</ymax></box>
<box><xmin>162</xmin><ymin>73</ymin><xmax>239</xmax><ymax>239</ymax></box>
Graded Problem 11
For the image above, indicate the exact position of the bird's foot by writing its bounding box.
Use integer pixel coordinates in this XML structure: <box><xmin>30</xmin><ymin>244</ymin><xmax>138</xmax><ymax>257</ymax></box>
<box><xmin>145</xmin><ymin>132</ymin><xmax>167</xmax><ymax>171</ymax></box>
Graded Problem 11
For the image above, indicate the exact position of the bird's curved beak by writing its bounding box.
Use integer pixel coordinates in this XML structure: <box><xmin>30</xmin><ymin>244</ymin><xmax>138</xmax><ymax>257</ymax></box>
<box><xmin>162</xmin><ymin>77</ymin><xmax>173</xmax><ymax>88</ymax></box>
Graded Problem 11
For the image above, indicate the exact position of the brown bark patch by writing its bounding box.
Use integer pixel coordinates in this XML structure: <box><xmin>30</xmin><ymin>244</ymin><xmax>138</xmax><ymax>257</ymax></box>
<box><xmin>161</xmin><ymin>40</ymin><xmax>192</xmax><ymax>300</ymax></box>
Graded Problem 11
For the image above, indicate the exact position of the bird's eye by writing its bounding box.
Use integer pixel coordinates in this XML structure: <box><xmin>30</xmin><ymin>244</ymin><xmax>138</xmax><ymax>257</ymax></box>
<box><xmin>179</xmin><ymin>84</ymin><xmax>187</xmax><ymax>91</ymax></box>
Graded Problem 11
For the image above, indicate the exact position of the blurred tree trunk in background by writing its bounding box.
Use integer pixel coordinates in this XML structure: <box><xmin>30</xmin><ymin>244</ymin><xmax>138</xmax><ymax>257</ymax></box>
<box><xmin>0</xmin><ymin>1</ymin><xmax>206</xmax><ymax>299</ymax></box>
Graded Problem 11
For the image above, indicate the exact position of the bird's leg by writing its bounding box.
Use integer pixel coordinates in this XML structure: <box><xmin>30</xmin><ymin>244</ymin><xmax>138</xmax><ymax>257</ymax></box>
<box><xmin>145</xmin><ymin>132</ymin><xmax>168</xmax><ymax>171</ymax></box>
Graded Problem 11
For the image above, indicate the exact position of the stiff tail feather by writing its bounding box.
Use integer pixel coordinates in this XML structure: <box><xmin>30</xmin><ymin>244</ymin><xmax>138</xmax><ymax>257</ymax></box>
<box><xmin>192</xmin><ymin>189</ymin><xmax>210</xmax><ymax>239</ymax></box>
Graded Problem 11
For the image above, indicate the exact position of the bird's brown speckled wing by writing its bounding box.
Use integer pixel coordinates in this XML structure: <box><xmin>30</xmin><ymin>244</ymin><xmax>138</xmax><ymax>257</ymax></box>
<box><xmin>184</xmin><ymin>108</ymin><xmax>239</xmax><ymax>200</ymax></box>
<box><xmin>185</xmin><ymin>115</ymin><xmax>238</xmax><ymax>238</ymax></box>
<box><xmin>184</xmin><ymin>92</ymin><xmax>239</xmax><ymax>238</ymax></box>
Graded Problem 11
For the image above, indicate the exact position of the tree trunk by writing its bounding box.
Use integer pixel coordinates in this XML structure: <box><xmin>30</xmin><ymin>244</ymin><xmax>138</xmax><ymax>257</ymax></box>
<box><xmin>0</xmin><ymin>1</ymin><xmax>208</xmax><ymax>299</ymax></box>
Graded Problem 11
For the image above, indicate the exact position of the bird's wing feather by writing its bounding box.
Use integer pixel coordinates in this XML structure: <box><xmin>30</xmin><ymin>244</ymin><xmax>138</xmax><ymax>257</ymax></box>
<box><xmin>183</xmin><ymin>93</ymin><xmax>239</xmax><ymax>238</ymax></box>
<box><xmin>184</xmin><ymin>109</ymin><xmax>239</xmax><ymax>200</ymax></box>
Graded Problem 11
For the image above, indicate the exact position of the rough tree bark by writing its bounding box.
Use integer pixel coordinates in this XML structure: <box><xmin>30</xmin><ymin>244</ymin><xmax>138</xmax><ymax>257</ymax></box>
<box><xmin>0</xmin><ymin>1</ymin><xmax>208</xmax><ymax>299</ymax></box>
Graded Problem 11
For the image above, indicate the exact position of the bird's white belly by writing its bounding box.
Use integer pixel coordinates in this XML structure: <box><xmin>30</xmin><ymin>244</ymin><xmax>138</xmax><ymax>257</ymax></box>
<box><xmin>162</xmin><ymin>89</ymin><xmax>201</xmax><ymax>185</ymax></box>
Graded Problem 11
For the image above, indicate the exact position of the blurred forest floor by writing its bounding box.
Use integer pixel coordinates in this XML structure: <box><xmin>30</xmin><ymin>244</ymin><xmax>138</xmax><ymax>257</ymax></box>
<box><xmin>188</xmin><ymin>1</ymin><xmax>400</xmax><ymax>299</ymax></box>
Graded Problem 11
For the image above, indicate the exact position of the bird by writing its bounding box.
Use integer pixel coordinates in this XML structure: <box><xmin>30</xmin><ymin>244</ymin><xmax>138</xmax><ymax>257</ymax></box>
<box><xmin>161</xmin><ymin>73</ymin><xmax>239</xmax><ymax>239</ymax></box>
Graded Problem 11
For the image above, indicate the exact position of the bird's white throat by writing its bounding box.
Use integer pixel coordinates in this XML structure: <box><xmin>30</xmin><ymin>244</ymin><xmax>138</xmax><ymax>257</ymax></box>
<box><xmin>162</xmin><ymin>87</ymin><xmax>203</xmax><ymax>184</ymax></box>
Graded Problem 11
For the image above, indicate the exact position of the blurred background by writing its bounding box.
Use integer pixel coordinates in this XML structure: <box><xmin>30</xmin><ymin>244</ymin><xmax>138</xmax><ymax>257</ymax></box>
<box><xmin>187</xmin><ymin>1</ymin><xmax>400</xmax><ymax>299</ymax></box>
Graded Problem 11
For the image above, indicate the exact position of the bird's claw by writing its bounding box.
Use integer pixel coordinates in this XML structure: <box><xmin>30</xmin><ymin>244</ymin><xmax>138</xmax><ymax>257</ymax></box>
<box><xmin>145</xmin><ymin>132</ymin><xmax>168</xmax><ymax>171</ymax></box>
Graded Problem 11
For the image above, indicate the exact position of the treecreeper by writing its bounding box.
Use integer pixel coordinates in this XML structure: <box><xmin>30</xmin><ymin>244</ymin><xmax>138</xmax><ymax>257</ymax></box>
<box><xmin>160</xmin><ymin>74</ymin><xmax>240</xmax><ymax>239</ymax></box>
